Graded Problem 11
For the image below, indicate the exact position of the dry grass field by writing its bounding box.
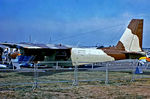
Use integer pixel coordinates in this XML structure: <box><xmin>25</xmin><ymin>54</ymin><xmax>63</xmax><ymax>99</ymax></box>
<box><xmin>0</xmin><ymin>70</ymin><xmax>150</xmax><ymax>99</ymax></box>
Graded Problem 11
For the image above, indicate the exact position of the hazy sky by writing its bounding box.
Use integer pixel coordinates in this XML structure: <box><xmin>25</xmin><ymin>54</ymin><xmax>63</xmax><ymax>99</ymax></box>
<box><xmin>0</xmin><ymin>0</ymin><xmax>150</xmax><ymax>47</ymax></box>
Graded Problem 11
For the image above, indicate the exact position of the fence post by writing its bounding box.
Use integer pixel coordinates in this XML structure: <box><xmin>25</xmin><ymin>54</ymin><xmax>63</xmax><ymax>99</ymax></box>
<box><xmin>56</xmin><ymin>61</ymin><xmax>58</xmax><ymax>69</ymax></box>
<box><xmin>131</xmin><ymin>60</ymin><xmax>135</xmax><ymax>82</ymax></box>
<box><xmin>92</xmin><ymin>63</ymin><xmax>94</xmax><ymax>70</ymax></box>
<box><xmin>105</xmin><ymin>63</ymin><xmax>109</xmax><ymax>84</ymax></box>
<box><xmin>32</xmin><ymin>63</ymin><xmax>39</xmax><ymax>89</ymax></box>
<box><xmin>73</xmin><ymin>62</ymin><xmax>78</xmax><ymax>86</ymax></box>
<box><xmin>13</xmin><ymin>62</ymin><xmax>15</xmax><ymax>70</ymax></box>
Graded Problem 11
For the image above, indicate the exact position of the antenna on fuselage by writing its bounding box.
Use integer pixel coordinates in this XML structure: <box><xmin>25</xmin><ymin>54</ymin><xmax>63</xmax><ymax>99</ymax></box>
<box><xmin>29</xmin><ymin>35</ymin><xmax>32</xmax><ymax>43</ymax></box>
<box><xmin>48</xmin><ymin>33</ymin><xmax>52</xmax><ymax>44</ymax></box>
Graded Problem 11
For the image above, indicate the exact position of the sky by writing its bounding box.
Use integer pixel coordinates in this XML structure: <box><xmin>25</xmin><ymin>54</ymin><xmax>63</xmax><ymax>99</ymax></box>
<box><xmin>0</xmin><ymin>0</ymin><xmax>150</xmax><ymax>47</ymax></box>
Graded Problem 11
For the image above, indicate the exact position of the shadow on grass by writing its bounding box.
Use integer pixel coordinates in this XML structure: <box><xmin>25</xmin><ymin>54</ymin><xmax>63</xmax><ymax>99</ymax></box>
<box><xmin>0</xmin><ymin>75</ymin><xmax>5</xmax><ymax>78</ymax></box>
<box><xmin>110</xmin><ymin>71</ymin><xmax>150</xmax><ymax>76</ymax></box>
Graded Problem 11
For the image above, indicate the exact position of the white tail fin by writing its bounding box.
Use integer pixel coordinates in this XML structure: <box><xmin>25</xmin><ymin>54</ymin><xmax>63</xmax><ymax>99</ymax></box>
<box><xmin>116</xmin><ymin>19</ymin><xmax>143</xmax><ymax>52</ymax></box>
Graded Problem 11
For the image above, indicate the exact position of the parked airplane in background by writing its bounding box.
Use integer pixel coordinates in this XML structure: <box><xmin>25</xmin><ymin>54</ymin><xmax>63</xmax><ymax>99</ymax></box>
<box><xmin>0</xmin><ymin>19</ymin><xmax>146</xmax><ymax>67</ymax></box>
<box><xmin>71</xmin><ymin>19</ymin><xmax>145</xmax><ymax>65</ymax></box>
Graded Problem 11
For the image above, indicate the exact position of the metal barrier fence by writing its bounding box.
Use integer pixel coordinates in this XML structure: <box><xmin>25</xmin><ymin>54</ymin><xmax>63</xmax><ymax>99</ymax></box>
<box><xmin>0</xmin><ymin>60</ymin><xmax>150</xmax><ymax>90</ymax></box>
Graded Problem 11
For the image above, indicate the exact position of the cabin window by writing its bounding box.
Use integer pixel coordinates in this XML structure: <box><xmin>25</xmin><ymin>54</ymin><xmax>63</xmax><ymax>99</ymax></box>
<box><xmin>55</xmin><ymin>51</ymin><xmax>69</xmax><ymax>61</ymax></box>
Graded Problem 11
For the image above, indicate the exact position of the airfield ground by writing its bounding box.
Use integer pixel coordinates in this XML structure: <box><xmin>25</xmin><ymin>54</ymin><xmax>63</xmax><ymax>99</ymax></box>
<box><xmin>0</xmin><ymin>59</ymin><xmax>150</xmax><ymax>98</ymax></box>
<box><xmin>1</xmin><ymin>81</ymin><xmax>150</xmax><ymax>99</ymax></box>
<box><xmin>0</xmin><ymin>70</ymin><xmax>150</xmax><ymax>99</ymax></box>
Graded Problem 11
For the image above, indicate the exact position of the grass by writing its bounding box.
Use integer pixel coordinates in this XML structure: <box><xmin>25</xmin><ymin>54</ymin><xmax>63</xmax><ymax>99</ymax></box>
<box><xmin>0</xmin><ymin>70</ymin><xmax>150</xmax><ymax>98</ymax></box>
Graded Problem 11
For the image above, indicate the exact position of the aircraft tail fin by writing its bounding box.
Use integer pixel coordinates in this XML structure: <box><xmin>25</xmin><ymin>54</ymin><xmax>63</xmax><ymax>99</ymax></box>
<box><xmin>116</xmin><ymin>19</ymin><xmax>143</xmax><ymax>52</ymax></box>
